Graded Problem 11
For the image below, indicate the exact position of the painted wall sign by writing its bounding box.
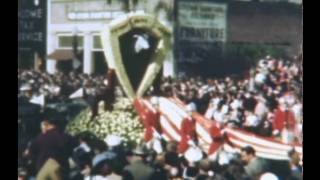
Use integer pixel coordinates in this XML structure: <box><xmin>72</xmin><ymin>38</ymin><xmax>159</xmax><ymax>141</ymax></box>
<box><xmin>18</xmin><ymin>0</ymin><xmax>46</xmax><ymax>53</ymax></box>
<box><xmin>176</xmin><ymin>1</ymin><xmax>227</xmax><ymax>64</ymax></box>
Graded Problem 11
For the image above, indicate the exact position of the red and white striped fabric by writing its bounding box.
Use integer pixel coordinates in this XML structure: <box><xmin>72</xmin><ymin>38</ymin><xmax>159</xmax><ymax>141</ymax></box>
<box><xmin>134</xmin><ymin>96</ymin><xmax>302</xmax><ymax>161</ymax></box>
<box><xmin>223</xmin><ymin>127</ymin><xmax>302</xmax><ymax>160</ymax></box>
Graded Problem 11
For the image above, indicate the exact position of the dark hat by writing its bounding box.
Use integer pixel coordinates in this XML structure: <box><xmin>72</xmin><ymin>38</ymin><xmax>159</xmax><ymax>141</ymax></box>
<box><xmin>165</xmin><ymin>152</ymin><xmax>180</xmax><ymax>167</ymax></box>
<box><xmin>132</xmin><ymin>146</ymin><xmax>149</xmax><ymax>156</ymax></box>
<box><xmin>183</xmin><ymin>167</ymin><xmax>199</xmax><ymax>179</ymax></box>
<box><xmin>41</xmin><ymin>108</ymin><xmax>62</xmax><ymax>125</ymax></box>
<box><xmin>91</xmin><ymin>151</ymin><xmax>117</xmax><ymax>174</ymax></box>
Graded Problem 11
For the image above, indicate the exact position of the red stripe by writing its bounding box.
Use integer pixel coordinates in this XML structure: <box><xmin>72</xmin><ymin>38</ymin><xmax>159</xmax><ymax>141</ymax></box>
<box><xmin>226</xmin><ymin>130</ymin><xmax>287</xmax><ymax>151</ymax></box>
<box><xmin>226</xmin><ymin>133</ymin><xmax>288</xmax><ymax>156</ymax></box>
<box><xmin>230</xmin><ymin>127</ymin><xmax>302</xmax><ymax>147</ymax></box>
<box><xmin>138</xmin><ymin>98</ymin><xmax>180</xmax><ymax>141</ymax></box>
<box><xmin>142</xmin><ymin>99</ymin><xmax>181</xmax><ymax>135</ymax></box>
<box><xmin>226</xmin><ymin>141</ymin><xmax>288</xmax><ymax>160</ymax></box>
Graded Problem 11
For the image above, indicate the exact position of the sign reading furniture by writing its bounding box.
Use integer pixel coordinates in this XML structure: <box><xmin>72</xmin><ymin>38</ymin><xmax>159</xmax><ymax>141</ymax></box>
<box><xmin>176</xmin><ymin>1</ymin><xmax>227</xmax><ymax>64</ymax></box>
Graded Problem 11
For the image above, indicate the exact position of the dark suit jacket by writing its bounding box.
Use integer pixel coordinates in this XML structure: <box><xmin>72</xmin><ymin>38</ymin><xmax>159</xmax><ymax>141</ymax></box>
<box><xmin>124</xmin><ymin>159</ymin><xmax>154</xmax><ymax>180</ymax></box>
<box><xmin>29</xmin><ymin>128</ymin><xmax>78</xmax><ymax>173</ymax></box>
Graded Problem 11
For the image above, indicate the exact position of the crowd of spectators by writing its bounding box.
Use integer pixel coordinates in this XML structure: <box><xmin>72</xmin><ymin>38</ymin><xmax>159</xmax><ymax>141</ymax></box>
<box><xmin>156</xmin><ymin>55</ymin><xmax>302</xmax><ymax>145</ymax></box>
<box><xmin>18</xmin><ymin>55</ymin><xmax>302</xmax><ymax>180</ymax></box>
<box><xmin>19</xmin><ymin>109</ymin><xmax>302</xmax><ymax>180</ymax></box>
<box><xmin>18</xmin><ymin>70</ymin><xmax>119</xmax><ymax>104</ymax></box>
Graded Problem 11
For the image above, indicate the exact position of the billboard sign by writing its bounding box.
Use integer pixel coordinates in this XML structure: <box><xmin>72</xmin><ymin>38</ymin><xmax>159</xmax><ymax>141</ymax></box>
<box><xmin>176</xmin><ymin>1</ymin><xmax>227</xmax><ymax>64</ymax></box>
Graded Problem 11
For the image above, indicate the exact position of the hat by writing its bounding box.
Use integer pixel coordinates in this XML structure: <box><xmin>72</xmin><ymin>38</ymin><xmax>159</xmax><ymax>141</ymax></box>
<box><xmin>184</xmin><ymin>147</ymin><xmax>203</xmax><ymax>163</ymax></box>
<box><xmin>183</xmin><ymin>167</ymin><xmax>199</xmax><ymax>179</ymax></box>
<box><xmin>41</xmin><ymin>108</ymin><xmax>61</xmax><ymax>125</ymax></box>
<box><xmin>260</xmin><ymin>173</ymin><xmax>278</xmax><ymax>180</ymax></box>
<box><xmin>92</xmin><ymin>151</ymin><xmax>117</xmax><ymax>168</ymax></box>
<box><xmin>132</xmin><ymin>146</ymin><xmax>149</xmax><ymax>156</ymax></box>
<box><xmin>104</xmin><ymin>135</ymin><xmax>122</xmax><ymax>147</ymax></box>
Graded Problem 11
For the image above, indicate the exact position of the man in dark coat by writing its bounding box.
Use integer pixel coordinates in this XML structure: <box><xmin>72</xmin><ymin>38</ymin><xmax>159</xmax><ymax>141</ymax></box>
<box><xmin>25</xmin><ymin>109</ymin><xmax>78</xmax><ymax>179</ymax></box>
<box><xmin>240</xmin><ymin>146</ymin><xmax>270</xmax><ymax>180</ymax></box>
<box><xmin>103</xmin><ymin>69</ymin><xmax>116</xmax><ymax>111</ymax></box>
<box><xmin>123</xmin><ymin>146</ymin><xmax>155</xmax><ymax>180</ymax></box>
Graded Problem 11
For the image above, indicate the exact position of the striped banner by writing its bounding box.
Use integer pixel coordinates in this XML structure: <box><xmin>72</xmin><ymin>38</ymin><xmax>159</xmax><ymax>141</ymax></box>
<box><xmin>134</xmin><ymin>96</ymin><xmax>302</xmax><ymax>161</ymax></box>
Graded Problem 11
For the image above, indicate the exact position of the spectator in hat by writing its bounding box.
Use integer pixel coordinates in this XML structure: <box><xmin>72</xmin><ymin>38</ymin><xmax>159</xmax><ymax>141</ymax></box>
<box><xmin>288</xmin><ymin>149</ymin><xmax>302</xmax><ymax>180</ymax></box>
<box><xmin>181</xmin><ymin>147</ymin><xmax>203</xmax><ymax>180</ymax></box>
<box><xmin>164</xmin><ymin>141</ymin><xmax>180</xmax><ymax>169</ymax></box>
<box><xmin>149</xmin><ymin>154</ymin><xmax>169</xmax><ymax>180</ymax></box>
<box><xmin>240</xmin><ymin>146</ymin><xmax>270</xmax><ymax>179</ymax></box>
<box><xmin>86</xmin><ymin>151</ymin><xmax>121</xmax><ymax>180</ymax></box>
<box><xmin>70</xmin><ymin>133</ymin><xmax>95</xmax><ymax>179</ymax></box>
<box><xmin>123</xmin><ymin>146</ymin><xmax>155</xmax><ymax>180</ymax></box>
<box><xmin>104</xmin><ymin>135</ymin><xmax>128</xmax><ymax>174</ymax></box>
<box><xmin>259</xmin><ymin>172</ymin><xmax>278</xmax><ymax>180</ymax></box>
<box><xmin>25</xmin><ymin>108</ymin><xmax>78</xmax><ymax>180</ymax></box>
<box><xmin>195</xmin><ymin>159</ymin><xmax>214</xmax><ymax>180</ymax></box>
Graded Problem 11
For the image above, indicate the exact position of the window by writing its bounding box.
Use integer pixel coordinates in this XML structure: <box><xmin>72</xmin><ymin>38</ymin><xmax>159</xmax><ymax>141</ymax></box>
<box><xmin>58</xmin><ymin>35</ymin><xmax>83</xmax><ymax>48</ymax></box>
<box><xmin>93</xmin><ymin>35</ymin><xmax>103</xmax><ymax>49</ymax></box>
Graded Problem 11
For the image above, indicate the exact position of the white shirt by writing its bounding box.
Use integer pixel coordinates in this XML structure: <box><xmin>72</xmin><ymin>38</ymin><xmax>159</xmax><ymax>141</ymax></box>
<box><xmin>230</xmin><ymin>99</ymin><xmax>242</xmax><ymax>110</ymax></box>
<box><xmin>211</xmin><ymin>98</ymin><xmax>221</xmax><ymax>107</ymax></box>
<box><xmin>205</xmin><ymin>106</ymin><xmax>215</xmax><ymax>120</ymax></box>
<box><xmin>229</xmin><ymin>110</ymin><xmax>240</xmax><ymax>122</ymax></box>
<box><xmin>245</xmin><ymin>114</ymin><xmax>260</xmax><ymax>127</ymax></box>
<box><xmin>255</xmin><ymin>73</ymin><xmax>266</xmax><ymax>84</ymax></box>
<box><xmin>291</xmin><ymin>103</ymin><xmax>302</xmax><ymax>121</ymax></box>
<box><xmin>254</xmin><ymin>101</ymin><xmax>268</xmax><ymax>118</ymax></box>
<box><xmin>213</xmin><ymin>110</ymin><xmax>226</xmax><ymax>124</ymax></box>
<box><xmin>85</xmin><ymin>175</ymin><xmax>108</xmax><ymax>180</ymax></box>
<box><xmin>221</xmin><ymin>105</ymin><xmax>229</xmax><ymax>114</ymax></box>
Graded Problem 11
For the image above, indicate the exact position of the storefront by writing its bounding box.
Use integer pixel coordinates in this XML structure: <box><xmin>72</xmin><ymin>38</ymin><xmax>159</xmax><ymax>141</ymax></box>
<box><xmin>46</xmin><ymin>0</ymin><xmax>175</xmax><ymax>77</ymax></box>
<box><xmin>18</xmin><ymin>0</ymin><xmax>47</xmax><ymax>70</ymax></box>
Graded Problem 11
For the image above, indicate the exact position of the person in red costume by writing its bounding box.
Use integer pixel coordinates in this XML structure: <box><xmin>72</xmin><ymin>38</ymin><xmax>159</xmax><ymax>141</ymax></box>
<box><xmin>144</xmin><ymin>96</ymin><xmax>162</xmax><ymax>142</ymax></box>
<box><xmin>178</xmin><ymin>105</ymin><xmax>198</xmax><ymax>154</ymax></box>
<box><xmin>273</xmin><ymin>98</ymin><xmax>296</xmax><ymax>132</ymax></box>
<box><xmin>208</xmin><ymin>123</ymin><xmax>224</xmax><ymax>155</ymax></box>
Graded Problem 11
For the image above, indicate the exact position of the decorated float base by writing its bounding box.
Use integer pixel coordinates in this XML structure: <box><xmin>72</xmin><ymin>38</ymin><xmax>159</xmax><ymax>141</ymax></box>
<box><xmin>65</xmin><ymin>97</ymin><xmax>144</xmax><ymax>148</ymax></box>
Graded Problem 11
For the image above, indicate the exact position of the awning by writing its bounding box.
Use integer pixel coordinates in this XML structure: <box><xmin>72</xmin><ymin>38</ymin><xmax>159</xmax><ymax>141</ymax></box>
<box><xmin>47</xmin><ymin>49</ymin><xmax>82</xmax><ymax>61</ymax></box>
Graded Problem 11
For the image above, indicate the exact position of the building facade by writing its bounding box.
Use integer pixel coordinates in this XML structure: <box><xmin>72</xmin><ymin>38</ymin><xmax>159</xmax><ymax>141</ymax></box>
<box><xmin>45</xmin><ymin>0</ymin><xmax>301</xmax><ymax>77</ymax></box>
<box><xmin>46</xmin><ymin>0</ymin><xmax>175</xmax><ymax>77</ymax></box>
